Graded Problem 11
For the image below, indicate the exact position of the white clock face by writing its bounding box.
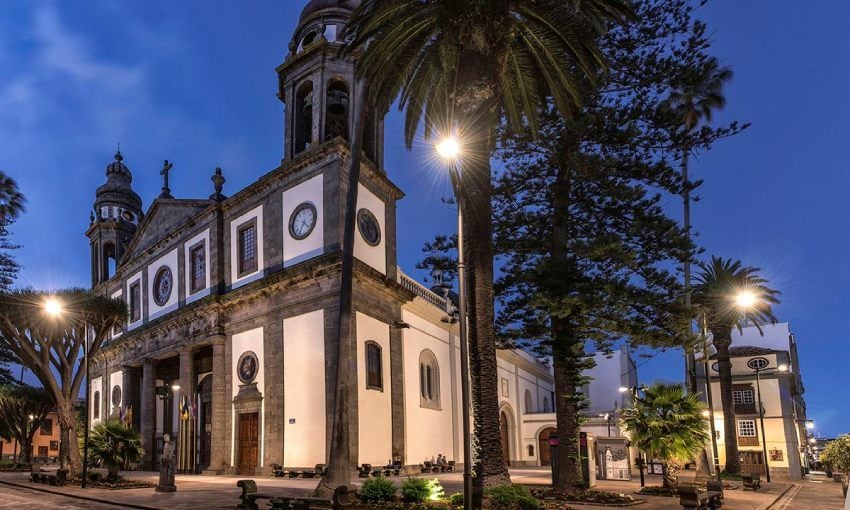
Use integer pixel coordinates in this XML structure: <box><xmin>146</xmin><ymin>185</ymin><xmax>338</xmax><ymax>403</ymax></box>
<box><xmin>289</xmin><ymin>202</ymin><xmax>317</xmax><ymax>240</ymax></box>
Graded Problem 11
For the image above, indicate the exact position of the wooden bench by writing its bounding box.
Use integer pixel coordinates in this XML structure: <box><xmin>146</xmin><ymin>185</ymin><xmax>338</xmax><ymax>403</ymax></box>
<box><xmin>301</xmin><ymin>464</ymin><xmax>327</xmax><ymax>479</ymax></box>
<box><xmin>268</xmin><ymin>485</ymin><xmax>348</xmax><ymax>510</ymax></box>
<box><xmin>742</xmin><ymin>473</ymin><xmax>762</xmax><ymax>491</ymax></box>
<box><xmin>706</xmin><ymin>480</ymin><xmax>724</xmax><ymax>507</ymax></box>
<box><xmin>677</xmin><ymin>485</ymin><xmax>710</xmax><ymax>509</ymax></box>
<box><xmin>357</xmin><ymin>464</ymin><xmax>372</xmax><ymax>478</ymax></box>
<box><xmin>30</xmin><ymin>469</ymin><xmax>67</xmax><ymax>487</ymax></box>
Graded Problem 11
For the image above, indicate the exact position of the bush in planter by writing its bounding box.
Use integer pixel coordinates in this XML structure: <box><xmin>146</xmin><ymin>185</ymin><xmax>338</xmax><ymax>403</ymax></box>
<box><xmin>359</xmin><ymin>476</ymin><xmax>397</xmax><ymax>503</ymax></box>
<box><xmin>449</xmin><ymin>493</ymin><xmax>464</xmax><ymax>506</ymax></box>
<box><xmin>88</xmin><ymin>420</ymin><xmax>144</xmax><ymax>480</ymax></box>
<box><xmin>485</xmin><ymin>484</ymin><xmax>539</xmax><ymax>510</ymax></box>
<box><xmin>401</xmin><ymin>477</ymin><xmax>445</xmax><ymax>502</ymax></box>
<box><xmin>821</xmin><ymin>434</ymin><xmax>850</xmax><ymax>497</ymax></box>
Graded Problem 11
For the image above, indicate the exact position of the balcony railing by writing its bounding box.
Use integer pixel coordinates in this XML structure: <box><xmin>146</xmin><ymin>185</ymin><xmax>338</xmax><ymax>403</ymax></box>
<box><xmin>397</xmin><ymin>268</ymin><xmax>448</xmax><ymax>311</ymax></box>
<box><xmin>738</xmin><ymin>436</ymin><xmax>759</xmax><ymax>446</ymax></box>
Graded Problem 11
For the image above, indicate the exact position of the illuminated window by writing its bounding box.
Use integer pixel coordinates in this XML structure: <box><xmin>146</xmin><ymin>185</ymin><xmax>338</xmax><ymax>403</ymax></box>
<box><xmin>738</xmin><ymin>420</ymin><xmax>757</xmax><ymax>437</ymax></box>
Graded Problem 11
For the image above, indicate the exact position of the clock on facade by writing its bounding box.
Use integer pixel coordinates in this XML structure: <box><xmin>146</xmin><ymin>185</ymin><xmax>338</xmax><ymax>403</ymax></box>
<box><xmin>356</xmin><ymin>208</ymin><xmax>381</xmax><ymax>246</ymax></box>
<box><xmin>112</xmin><ymin>385</ymin><xmax>122</xmax><ymax>407</ymax></box>
<box><xmin>237</xmin><ymin>351</ymin><xmax>259</xmax><ymax>384</ymax></box>
<box><xmin>153</xmin><ymin>266</ymin><xmax>173</xmax><ymax>306</ymax></box>
<box><xmin>289</xmin><ymin>202</ymin><xmax>317</xmax><ymax>240</ymax></box>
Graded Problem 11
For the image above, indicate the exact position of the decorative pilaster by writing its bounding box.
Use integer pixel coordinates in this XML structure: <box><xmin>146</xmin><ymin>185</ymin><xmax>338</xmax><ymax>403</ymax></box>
<box><xmin>140</xmin><ymin>360</ymin><xmax>156</xmax><ymax>468</ymax></box>
<box><xmin>206</xmin><ymin>337</ymin><xmax>227</xmax><ymax>473</ymax></box>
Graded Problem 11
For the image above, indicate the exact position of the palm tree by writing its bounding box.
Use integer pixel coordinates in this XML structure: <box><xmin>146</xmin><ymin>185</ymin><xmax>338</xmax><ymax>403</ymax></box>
<box><xmin>661</xmin><ymin>59</ymin><xmax>732</xmax><ymax>394</ymax></box>
<box><xmin>691</xmin><ymin>257</ymin><xmax>779</xmax><ymax>474</ymax></box>
<box><xmin>622</xmin><ymin>382</ymin><xmax>710</xmax><ymax>490</ymax></box>
<box><xmin>341</xmin><ymin>0</ymin><xmax>634</xmax><ymax>492</ymax></box>
<box><xmin>89</xmin><ymin>420</ymin><xmax>144</xmax><ymax>481</ymax></box>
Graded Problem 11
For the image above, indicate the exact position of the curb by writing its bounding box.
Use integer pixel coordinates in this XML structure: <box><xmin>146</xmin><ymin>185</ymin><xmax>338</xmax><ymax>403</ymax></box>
<box><xmin>0</xmin><ymin>478</ymin><xmax>160</xmax><ymax>510</ymax></box>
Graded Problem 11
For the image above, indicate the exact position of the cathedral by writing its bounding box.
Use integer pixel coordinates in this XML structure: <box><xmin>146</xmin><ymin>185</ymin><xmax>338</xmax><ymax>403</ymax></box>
<box><xmin>86</xmin><ymin>0</ymin><xmax>559</xmax><ymax>476</ymax></box>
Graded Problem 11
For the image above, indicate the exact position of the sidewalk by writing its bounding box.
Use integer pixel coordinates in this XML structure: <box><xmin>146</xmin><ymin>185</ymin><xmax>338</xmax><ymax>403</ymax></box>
<box><xmin>0</xmin><ymin>468</ymin><xmax>790</xmax><ymax>510</ymax></box>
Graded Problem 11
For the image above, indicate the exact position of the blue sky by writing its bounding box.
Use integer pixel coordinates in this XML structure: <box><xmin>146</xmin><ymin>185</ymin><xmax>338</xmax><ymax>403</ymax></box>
<box><xmin>0</xmin><ymin>1</ymin><xmax>847</xmax><ymax>438</ymax></box>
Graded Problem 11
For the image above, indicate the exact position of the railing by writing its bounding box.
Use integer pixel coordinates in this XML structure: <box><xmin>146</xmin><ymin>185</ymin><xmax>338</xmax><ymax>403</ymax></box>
<box><xmin>397</xmin><ymin>268</ymin><xmax>448</xmax><ymax>311</ymax></box>
<box><xmin>738</xmin><ymin>436</ymin><xmax>759</xmax><ymax>446</ymax></box>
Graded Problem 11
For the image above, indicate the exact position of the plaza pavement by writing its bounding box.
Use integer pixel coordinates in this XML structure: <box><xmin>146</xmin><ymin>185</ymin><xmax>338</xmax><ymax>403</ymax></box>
<box><xmin>0</xmin><ymin>467</ymin><xmax>841</xmax><ymax>510</ymax></box>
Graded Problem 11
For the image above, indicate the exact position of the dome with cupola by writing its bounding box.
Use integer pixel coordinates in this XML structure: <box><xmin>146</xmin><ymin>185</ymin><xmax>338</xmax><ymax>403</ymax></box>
<box><xmin>299</xmin><ymin>0</ymin><xmax>360</xmax><ymax>23</ymax></box>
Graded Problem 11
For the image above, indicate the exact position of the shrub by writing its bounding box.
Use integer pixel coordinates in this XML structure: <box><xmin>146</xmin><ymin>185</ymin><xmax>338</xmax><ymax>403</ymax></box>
<box><xmin>400</xmin><ymin>477</ymin><xmax>430</xmax><ymax>502</ymax></box>
<box><xmin>87</xmin><ymin>471</ymin><xmax>103</xmax><ymax>482</ymax></box>
<box><xmin>485</xmin><ymin>484</ymin><xmax>539</xmax><ymax>510</ymax></box>
<box><xmin>89</xmin><ymin>420</ymin><xmax>144</xmax><ymax>479</ymax></box>
<box><xmin>449</xmin><ymin>492</ymin><xmax>464</xmax><ymax>506</ymax></box>
<box><xmin>358</xmin><ymin>476</ymin><xmax>397</xmax><ymax>503</ymax></box>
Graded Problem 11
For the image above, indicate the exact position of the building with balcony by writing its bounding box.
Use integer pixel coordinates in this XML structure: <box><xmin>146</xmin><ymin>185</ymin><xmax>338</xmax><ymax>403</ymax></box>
<box><xmin>696</xmin><ymin>322</ymin><xmax>809</xmax><ymax>479</ymax></box>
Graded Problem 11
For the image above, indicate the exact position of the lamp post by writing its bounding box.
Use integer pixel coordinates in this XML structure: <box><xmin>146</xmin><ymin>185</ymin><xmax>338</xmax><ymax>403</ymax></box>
<box><xmin>619</xmin><ymin>385</ymin><xmax>645</xmax><ymax>487</ymax></box>
<box><xmin>696</xmin><ymin>310</ymin><xmax>722</xmax><ymax>481</ymax></box>
<box><xmin>435</xmin><ymin>135</ymin><xmax>473</xmax><ymax>510</ymax></box>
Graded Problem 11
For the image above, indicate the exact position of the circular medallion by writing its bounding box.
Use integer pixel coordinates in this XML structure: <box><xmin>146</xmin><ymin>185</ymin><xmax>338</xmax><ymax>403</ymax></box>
<box><xmin>153</xmin><ymin>266</ymin><xmax>173</xmax><ymax>306</ymax></box>
<box><xmin>289</xmin><ymin>202</ymin><xmax>318</xmax><ymax>240</ymax></box>
<box><xmin>111</xmin><ymin>385</ymin><xmax>122</xmax><ymax>407</ymax></box>
<box><xmin>747</xmin><ymin>357</ymin><xmax>770</xmax><ymax>371</ymax></box>
<box><xmin>356</xmin><ymin>208</ymin><xmax>381</xmax><ymax>247</ymax></box>
<box><xmin>237</xmin><ymin>351</ymin><xmax>259</xmax><ymax>384</ymax></box>
<box><xmin>711</xmin><ymin>362</ymin><xmax>720</xmax><ymax>373</ymax></box>
<box><xmin>121</xmin><ymin>210</ymin><xmax>135</xmax><ymax>222</ymax></box>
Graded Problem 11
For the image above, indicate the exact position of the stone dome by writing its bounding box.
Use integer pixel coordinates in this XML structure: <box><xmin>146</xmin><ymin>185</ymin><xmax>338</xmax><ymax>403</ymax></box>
<box><xmin>299</xmin><ymin>0</ymin><xmax>360</xmax><ymax>23</ymax></box>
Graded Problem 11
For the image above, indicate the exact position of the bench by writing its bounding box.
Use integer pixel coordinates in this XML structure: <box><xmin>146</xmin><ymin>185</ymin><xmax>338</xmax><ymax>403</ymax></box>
<box><xmin>358</xmin><ymin>464</ymin><xmax>372</xmax><ymax>478</ymax></box>
<box><xmin>301</xmin><ymin>464</ymin><xmax>327</xmax><ymax>479</ymax></box>
<box><xmin>677</xmin><ymin>485</ymin><xmax>710</xmax><ymax>509</ymax></box>
<box><xmin>706</xmin><ymin>480</ymin><xmax>724</xmax><ymax>507</ymax></box>
<box><xmin>30</xmin><ymin>469</ymin><xmax>67</xmax><ymax>487</ymax></box>
<box><xmin>269</xmin><ymin>485</ymin><xmax>348</xmax><ymax>510</ymax></box>
<box><xmin>271</xmin><ymin>464</ymin><xmax>285</xmax><ymax>478</ymax></box>
<box><xmin>237</xmin><ymin>479</ymin><xmax>278</xmax><ymax>510</ymax></box>
<box><xmin>742</xmin><ymin>473</ymin><xmax>761</xmax><ymax>491</ymax></box>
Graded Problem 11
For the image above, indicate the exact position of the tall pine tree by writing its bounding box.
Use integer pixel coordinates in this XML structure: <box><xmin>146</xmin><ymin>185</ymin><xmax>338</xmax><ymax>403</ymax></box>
<box><xmin>0</xmin><ymin>171</ymin><xmax>25</xmax><ymax>385</ymax></box>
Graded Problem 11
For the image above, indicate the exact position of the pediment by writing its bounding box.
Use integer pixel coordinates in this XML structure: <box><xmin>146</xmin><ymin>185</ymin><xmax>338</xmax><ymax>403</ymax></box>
<box><xmin>120</xmin><ymin>198</ymin><xmax>212</xmax><ymax>264</ymax></box>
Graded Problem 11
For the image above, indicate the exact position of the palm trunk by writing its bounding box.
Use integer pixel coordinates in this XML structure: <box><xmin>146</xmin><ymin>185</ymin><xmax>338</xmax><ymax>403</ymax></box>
<box><xmin>462</xmin><ymin>134</ymin><xmax>510</xmax><ymax>498</ymax></box>
<box><xmin>712</xmin><ymin>330</ymin><xmax>739</xmax><ymax>474</ymax></box>
<box><xmin>662</xmin><ymin>462</ymin><xmax>680</xmax><ymax>490</ymax></box>
<box><xmin>317</xmin><ymin>78</ymin><xmax>367</xmax><ymax>496</ymax></box>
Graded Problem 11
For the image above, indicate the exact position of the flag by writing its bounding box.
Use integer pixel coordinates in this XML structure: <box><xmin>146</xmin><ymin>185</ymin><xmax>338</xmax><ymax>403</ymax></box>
<box><xmin>180</xmin><ymin>395</ymin><xmax>190</xmax><ymax>420</ymax></box>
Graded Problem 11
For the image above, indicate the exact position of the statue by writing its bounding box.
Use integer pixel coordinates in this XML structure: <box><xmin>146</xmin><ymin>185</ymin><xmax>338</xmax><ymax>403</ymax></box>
<box><xmin>155</xmin><ymin>433</ymin><xmax>177</xmax><ymax>493</ymax></box>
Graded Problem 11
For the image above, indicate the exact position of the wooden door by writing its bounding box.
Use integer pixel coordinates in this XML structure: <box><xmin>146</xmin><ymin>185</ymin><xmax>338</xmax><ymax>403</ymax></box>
<box><xmin>739</xmin><ymin>451</ymin><xmax>765</xmax><ymax>475</ymax></box>
<box><xmin>198</xmin><ymin>376</ymin><xmax>213</xmax><ymax>470</ymax></box>
<box><xmin>237</xmin><ymin>413</ymin><xmax>259</xmax><ymax>475</ymax></box>
<box><xmin>538</xmin><ymin>427</ymin><xmax>557</xmax><ymax>466</ymax></box>
<box><xmin>500</xmin><ymin>412</ymin><xmax>511</xmax><ymax>466</ymax></box>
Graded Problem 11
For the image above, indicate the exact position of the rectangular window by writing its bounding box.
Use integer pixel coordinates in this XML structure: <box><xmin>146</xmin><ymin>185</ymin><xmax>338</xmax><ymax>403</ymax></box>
<box><xmin>49</xmin><ymin>440</ymin><xmax>59</xmax><ymax>452</ymax></box>
<box><xmin>38</xmin><ymin>446</ymin><xmax>48</xmax><ymax>457</ymax></box>
<box><xmin>738</xmin><ymin>419</ymin><xmax>757</xmax><ymax>437</ymax></box>
<box><xmin>741</xmin><ymin>390</ymin><xmax>754</xmax><ymax>404</ymax></box>
<box><xmin>238</xmin><ymin>221</ymin><xmax>258</xmax><ymax>276</ymax></box>
<box><xmin>733</xmin><ymin>390</ymin><xmax>743</xmax><ymax>405</ymax></box>
<box><xmin>190</xmin><ymin>242</ymin><xmax>206</xmax><ymax>293</ymax></box>
<box><xmin>40</xmin><ymin>419</ymin><xmax>53</xmax><ymax>436</ymax></box>
<box><xmin>129</xmin><ymin>281</ymin><xmax>141</xmax><ymax>322</ymax></box>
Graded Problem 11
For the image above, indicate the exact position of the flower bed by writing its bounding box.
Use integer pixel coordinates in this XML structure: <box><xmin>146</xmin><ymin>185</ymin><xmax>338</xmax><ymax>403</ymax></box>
<box><xmin>71</xmin><ymin>474</ymin><xmax>154</xmax><ymax>490</ymax></box>
<box><xmin>530</xmin><ymin>488</ymin><xmax>642</xmax><ymax>507</ymax></box>
<box><xmin>634</xmin><ymin>486</ymin><xmax>676</xmax><ymax>497</ymax></box>
<box><xmin>0</xmin><ymin>463</ymin><xmax>30</xmax><ymax>472</ymax></box>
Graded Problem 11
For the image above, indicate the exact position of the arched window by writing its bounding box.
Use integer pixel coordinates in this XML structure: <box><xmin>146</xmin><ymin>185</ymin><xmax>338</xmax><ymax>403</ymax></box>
<box><xmin>93</xmin><ymin>391</ymin><xmax>100</xmax><ymax>419</ymax></box>
<box><xmin>527</xmin><ymin>445</ymin><xmax>535</xmax><ymax>457</ymax></box>
<box><xmin>524</xmin><ymin>389</ymin><xmax>534</xmax><ymax>414</ymax></box>
<box><xmin>542</xmin><ymin>395</ymin><xmax>551</xmax><ymax>413</ymax></box>
<box><xmin>419</xmin><ymin>350</ymin><xmax>440</xmax><ymax>409</ymax></box>
<box><xmin>365</xmin><ymin>341</ymin><xmax>383</xmax><ymax>391</ymax></box>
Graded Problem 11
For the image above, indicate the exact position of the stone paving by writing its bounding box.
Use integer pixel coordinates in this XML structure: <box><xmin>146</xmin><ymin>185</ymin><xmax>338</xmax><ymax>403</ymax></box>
<box><xmin>0</xmin><ymin>468</ymin><xmax>814</xmax><ymax>510</ymax></box>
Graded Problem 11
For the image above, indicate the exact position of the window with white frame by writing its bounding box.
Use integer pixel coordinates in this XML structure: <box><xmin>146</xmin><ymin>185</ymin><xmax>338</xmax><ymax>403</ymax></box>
<box><xmin>738</xmin><ymin>419</ymin><xmax>757</xmax><ymax>437</ymax></box>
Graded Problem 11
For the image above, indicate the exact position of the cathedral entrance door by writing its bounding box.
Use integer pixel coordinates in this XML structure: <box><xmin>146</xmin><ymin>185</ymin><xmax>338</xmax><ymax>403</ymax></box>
<box><xmin>538</xmin><ymin>427</ymin><xmax>557</xmax><ymax>466</ymax></box>
<box><xmin>500</xmin><ymin>411</ymin><xmax>511</xmax><ymax>466</ymax></box>
<box><xmin>237</xmin><ymin>412</ymin><xmax>259</xmax><ymax>475</ymax></box>
<box><xmin>197</xmin><ymin>375</ymin><xmax>213</xmax><ymax>470</ymax></box>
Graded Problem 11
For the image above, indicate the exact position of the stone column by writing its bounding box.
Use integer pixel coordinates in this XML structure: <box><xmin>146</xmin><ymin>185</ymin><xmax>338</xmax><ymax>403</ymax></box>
<box><xmin>207</xmin><ymin>337</ymin><xmax>227</xmax><ymax>473</ymax></box>
<box><xmin>140</xmin><ymin>360</ymin><xmax>156</xmax><ymax>468</ymax></box>
<box><xmin>178</xmin><ymin>348</ymin><xmax>194</xmax><ymax>402</ymax></box>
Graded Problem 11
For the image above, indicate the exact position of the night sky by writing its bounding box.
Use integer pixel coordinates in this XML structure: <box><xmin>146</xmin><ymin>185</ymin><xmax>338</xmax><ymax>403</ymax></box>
<box><xmin>0</xmin><ymin>2</ymin><xmax>846</xmax><ymax>438</ymax></box>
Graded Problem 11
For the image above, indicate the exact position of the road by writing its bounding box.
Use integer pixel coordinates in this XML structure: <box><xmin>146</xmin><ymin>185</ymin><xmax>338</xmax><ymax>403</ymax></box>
<box><xmin>772</xmin><ymin>476</ymin><xmax>846</xmax><ymax>510</ymax></box>
<box><xmin>0</xmin><ymin>482</ymin><xmax>126</xmax><ymax>509</ymax></box>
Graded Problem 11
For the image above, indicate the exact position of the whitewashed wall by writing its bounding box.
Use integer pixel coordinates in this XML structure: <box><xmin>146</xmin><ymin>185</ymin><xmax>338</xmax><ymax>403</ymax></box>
<box><xmin>354</xmin><ymin>184</ymin><xmax>386</xmax><ymax>275</ymax></box>
<box><xmin>402</xmin><ymin>309</ymin><xmax>457</xmax><ymax>464</ymax></box>
<box><xmin>109</xmin><ymin>370</ymin><xmax>123</xmax><ymax>418</ymax></box>
<box><xmin>229</xmin><ymin>205</ymin><xmax>264</xmax><ymax>288</ymax></box>
<box><xmin>90</xmin><ymin>376</ymin><xmax>102</xmax><ymax>427</ymax></box>
<box><xmin>147</xmin><ymin>248</ymin><xmax>179</xmax><ymax>319</ymax></box>
<box><xmin>283</xmin><ymin>310</ymin><xmax>326</xmax><ymax>467</ymax></box>
<box><xmin>184</xmin><ymin>228</ymin><xmax>211</xmax><ymax>304</ymax></box>
<box><xmin>356</xmin><ymin>312</ymin><xmax>392</xmax><ymax>465</ymax></box>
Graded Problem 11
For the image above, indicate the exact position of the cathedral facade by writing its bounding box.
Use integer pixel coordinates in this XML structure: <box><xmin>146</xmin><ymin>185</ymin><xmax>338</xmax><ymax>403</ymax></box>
<box><xmin>86</xmin><ymin>0</ymin><xmax>556</xmax><ymax>476</ymax></box>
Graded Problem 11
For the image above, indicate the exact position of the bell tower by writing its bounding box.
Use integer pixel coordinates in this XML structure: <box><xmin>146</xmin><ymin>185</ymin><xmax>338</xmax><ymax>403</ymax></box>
<box><xmin>276</xmin><ymin>0</ymin><xmax>384</xmax><ymax>168</ymax></box>
<box><xmin>86</xmin><ymin>150</ymin><xmax>143</xmax><ymax>287</ymax></box>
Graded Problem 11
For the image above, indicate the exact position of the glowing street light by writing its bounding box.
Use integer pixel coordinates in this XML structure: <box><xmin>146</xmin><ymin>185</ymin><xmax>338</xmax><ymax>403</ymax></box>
<box><xmin>735</xmin><ymin>290</ymin><xmax>757</xmax><ymax>309</ymax></box>
<box><xmin>618</xmin><ymin>386</ymin><xmax>629</xmax><ymax>393</ymax></box>
<box><xmin>806</xmin><ymin>421</ymin><xmax>815</xmax><ymax>430</ymax></box>
<box><xmin>43</xmin><ymin>298</ymin><xmax>63</xmax><ymax>317</ymax></box>
<box><xmin>777</xmin><ymin>364</ymin><xmax>789</xmax><ymax>372</ymax></box>
<box><xmin>435</xmin><ymin>136</ymin><xmax>461</xmax><ymax>160</ymax></box>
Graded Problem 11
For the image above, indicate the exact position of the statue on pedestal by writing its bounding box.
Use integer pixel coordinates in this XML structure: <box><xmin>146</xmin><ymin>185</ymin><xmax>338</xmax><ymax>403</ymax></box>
<box><xmin>155</xmin><ymin>433</ymin><xmax>177</xmax><ymax>493</ymax></box>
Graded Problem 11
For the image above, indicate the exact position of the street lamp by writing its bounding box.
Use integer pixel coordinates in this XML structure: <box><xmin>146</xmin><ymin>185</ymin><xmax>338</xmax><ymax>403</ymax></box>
<box><xmin>620</xmin><ymin>385</ymin><xmax>646</xmax><ymax>487</ymax></box>
<box><xmin>695</xmin><ymin>310</ymin><xmax>722</xmax><ymax>482</ymax></box>
<box><xmin>435</xmin><ymin>135</ymin><xmax>472</xmax><ymax>510</ymax></box>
